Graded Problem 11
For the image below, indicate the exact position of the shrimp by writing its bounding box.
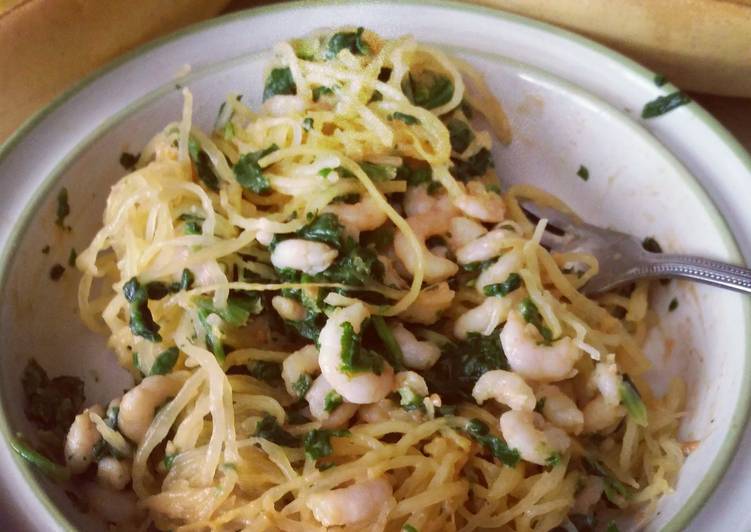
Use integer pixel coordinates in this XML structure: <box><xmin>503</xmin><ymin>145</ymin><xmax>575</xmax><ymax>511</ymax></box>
<box><xmin>455</xmin><ymin>228</ymin><xmax>516</xmax><ymax>265</ymax></box>
<box><xmin>305</xmin><ymin>375</ymin><xmax>359</xmax><ymax>429</ymax></box>
<box><xmin>394</xmin><ymin>196</ymin><xmax>459</xmax><ymax>284</ymax></box>
<box><xmin>96</xmin><ymin>457</ymin><xmax>132</xmax><ymax>491</ymax></box>
<box><xmin>270</xmin><ymin>238</ymin><xmax>338</xmax><ymax>275</ymax></box>
<box><xmin>271</xmin><ymin>295</ymin><xmax>306</xmax><ymax>321</ymax></box>
<box><xmin>306</xmin><ymin>478</ymin><xmax>394</xmax><ymax>527</ymax></box>
<box><xmin>403</xmin><ymin>184</ymin><xmax>445</xmax><ymax>217</ymax></box>
<box><xmin>536</xmin><ymin>384</ymin><xmax>584</xmax><ymax>435</ymax></box>
<box><xmin>391</xmin><ymin>323</ymin><xmax>441</xmax><ymax>370</ymax></box>
<box><xmin>472</xmin><ymin>370</ymin><xmax>536</xmax><ymax>411</ymax></box>
<box><xmin>447</xmin><ymin>216</ymin><xmax>487</xmax><ymax>251</ymax></box>
<box><xmin>323</xmin><ymin>195</ymin><xmax>388</xmax><ymax>238</ymax></box>
<box><xmin>263</xmin><ymin>94</ymin><xmax>306</xmax><ymax>116</ymax></box>
<box><xmin>282</xmin><ymin>344</ymin><xmax>319</xmax><ymax>398</ymax></box>
<box><xmin>499</xmin><ymin>410</ymin><xmax>571</xmax><ymax>466</ymax></box>
<box><xmin>582</xmin><ymin>395</ymin><xmax>626</xmax><ymax>434</ymax></box>
<box><xmin>500</xmin><ymin>311</ymin><xmax>582</xmax><ymax>383</ymax></box>
<box><xmin>318</xmin><ymin>302</ymin><xmax>394</xmax><ymax>404</ymax></box>
<box><xmin>118</xmin><ymin>376</ymin><xmax>183</xmax><ymax>443</ymax></box>
<box><xmin>476</xmin><ymin>250</ymin><xmax>523</xmax><ymax>295</ymax></box>
<box><xmin>399</xmin><ymin>282</ymin><xmax>455</xmax><ymax>325</ymax></box>
<box><xmin>453</xmin><ymin>296</ymin><xmax>514</xmax><ymax>339</ymax></box>
<box><xmin>65</xmin><ymin>404</ymin><xmax>105</xmax><ymax>474</ymax></box>
<box><xmin>590</xmin><ymin>355</ymin><xmax>623</xmax><ymax>406</ymax></box>
<box><xmin>453</xmin><ymin>181</ymin><xmax>506</xmax><ymax>222</ymax></box>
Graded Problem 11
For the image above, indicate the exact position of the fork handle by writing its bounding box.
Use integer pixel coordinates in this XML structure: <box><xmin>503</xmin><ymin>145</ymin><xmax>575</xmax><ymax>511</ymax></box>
<box><xmin>639</xmin><ymin>254</ymin><xmax>751</xmax><ymax>294</ymax></box>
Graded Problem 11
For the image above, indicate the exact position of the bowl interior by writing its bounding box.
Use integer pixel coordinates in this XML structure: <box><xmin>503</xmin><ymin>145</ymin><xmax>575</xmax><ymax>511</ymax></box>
<box><xmin>0</xmin><ymin>7</ymin><xmax>748</xmax><ymax>531</ymax></box>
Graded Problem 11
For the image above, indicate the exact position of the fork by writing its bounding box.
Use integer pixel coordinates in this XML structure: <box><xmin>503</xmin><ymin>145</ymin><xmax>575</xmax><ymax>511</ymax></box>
<box><xmin>521</xmin><ymin>201</ymin><xmax>751</xmax><ymax>296</ymax></box>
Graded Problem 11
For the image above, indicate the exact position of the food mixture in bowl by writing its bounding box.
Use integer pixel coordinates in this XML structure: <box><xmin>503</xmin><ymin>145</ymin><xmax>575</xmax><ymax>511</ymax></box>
<box><xmin>18</xmin><ymin>28</ymin><xmax>687</xmax><ymax>531</ymax></box>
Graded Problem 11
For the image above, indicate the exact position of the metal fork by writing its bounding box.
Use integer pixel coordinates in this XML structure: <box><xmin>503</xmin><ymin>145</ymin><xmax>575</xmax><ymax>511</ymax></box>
<box><xmin>521</xmin><ymin>201</ymin><xmax>751</xmax><ymax>296</ymax></box>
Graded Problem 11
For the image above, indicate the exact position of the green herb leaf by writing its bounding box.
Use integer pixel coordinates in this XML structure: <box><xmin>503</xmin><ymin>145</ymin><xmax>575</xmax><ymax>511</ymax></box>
<box><xmin>619</xmin><ymin>375</ymin><xmax>648</xmax><ymax>427</ymax></box>
<box><xmin>397</xmin><ymin>387</ymin><xmax>425</xmax><ymax>411</ymax></box>
<box><xmin>642</xmin><ymin>91</ymin><xmax>691</xmax><ymax>119</ymax></box>
<box><xmin>402</xmin><ymin>70</ymin><xmax>454</xmax><ymax>110</ymax></box>
<box><xmin>312</xmin><ymin>85</ymin><xmax>334</xmax><ymax>102</ymax></box>
<box><xmin>323</xmin><ymin>390</ymin><xmax>344</xmax><ymax>413</ymax></box>
<box><xmin>483</xmin><ymin>273</ymin><xmax>522</xmax><ymax>297</ymax></box>
<box><xmin>302</xmin><ymin>117</ymin><xmax>314</xmax><ymax>131</ymax></box>
<box><xmin>55</xmin><ymin>188</ymin><xmax>70</xmax><ymax>229</ymax></box>
<box><xmin>372</xmin><ymin>316</ymin><xmax>405</xmax><ymax>371</ymax></box>
<box><xmin>188</xmin><ymin>136</ymin><xmax>221</xmax><ymax>191</ymax></box>
<box><xmin>22</xmin><ymin>359</ymin><xmax>85</xmax><ymax>438</ymax></box>
<box><xmin>303</xmin><ymin>428</ymin><xmax>350</xmax><ymax>460</ymax></box>
<box><xmin>263</xmin><ymin>67</ymin><xmax>296</xmax><ymax>101</ymax></box>
<box><xmin>123</xmin><ymin>277</ymin><xmax>162</xmax><ymax>342</ymax></box>
<box><xmin>577</xmin><ymin>165</ymin><xmax>589</xmax><ymax>181</ymax></box>
<box><xmin>10</xmin><ymin>437</ymin><xmax>70</xmax><ymax>481</ymax></box>
<box><xmin>324</xmin><ymin>27</ymin><xmax>370</xmax><ymax>60</ymax></box>
<box><xmin>653</xmin><ymin>74</ymin><xmax>667</xmax><ymax>87</ymax></box>
<box><xmin>389</xmin><ymin>112</ymin><xmax>420</xmax><ymax>125</ymax></box>
<box><xmin>247</xmin><ymin>360</ymin><xmax>282</xmax><ymax>383</ymax></box>
<box><xmin>340</xmin><ymin>321</ymin><xmax>384</xmax><ymax>375</ymax></box>
<box><xmin>396</xmin><ymin>163</ymin><xmax>433</xmax><ymax>187</ymax></box>
<box><xmin>451</xmin><ymin>148</ymin><xmax>493</xmax><ymax>182</ymax></box>
<box><xmin>234</xmin><ymin>144</ymin><xmax>279</xmax><ymax>194</ymax></box>
<box><xmin>519</xmin><ymin>298</ymin><xmax>552</xmax><ymax>343</ymax></box>
<box><xmin>293</xmin><ymin>212</ymin><xmax>345</xmax><ymax>249</ymax></box>
<box><xmin>465</xmin><ymin>419</ymin><xmax>520</xmax><ymax>467</ymax></box>
<box><xmin>545</xmin><ymin>452</ymin><xmax>562</xmax><ymax>469</ymax></box>
<box><xmin>149</xmin><ymin>347</ymin><xmax>179</xmax><ymax>376</ymax></box>
<box><xmin>254</xmin><ymin>414</ymin><xmax>299</xmax><ymax>447</ymax></box>
<box><xmin>447</xmin><ymin>118</ymin><xmax>474</xmax><ymax>153</ymax></box>
<box><xmin>292</xmin><ymin>373</ymin><xmax>313</xmax><ymax>398</ymax></box>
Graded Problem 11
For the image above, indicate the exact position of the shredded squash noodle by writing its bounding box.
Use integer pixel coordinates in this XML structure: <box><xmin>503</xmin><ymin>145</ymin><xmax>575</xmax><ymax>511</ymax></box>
<box><xmin>68</xmin><ymin>28</ymin><xmax>684</xmax><ymax>531</ymax></box>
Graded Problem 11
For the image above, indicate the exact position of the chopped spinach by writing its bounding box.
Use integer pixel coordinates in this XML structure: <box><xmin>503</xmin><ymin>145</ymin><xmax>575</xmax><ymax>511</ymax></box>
<box><xmin>10</xmin><ymin>437</ymin><xmax>70</xmax><ymax>481</ymax></box>
<box><xmin>389</xmin><ymin>112</ymin><xmax>420</xmax><ymax>125</ymax></box>
<box><xmin>196</xmin><ymin>292</ymin><xmax>263</xmax><ymax>328</ymax></box>
<box><xmin>451</xmin><ymin>148</ymin><xmax>493</xmax><ymax>182</ymax></box>
<box><xmin>324</xmin><ymin>27</ymin><xmax>370</xmax><ymax>59</ymax></box>
<box><xmin>302</xmin><ymin>117</ymin><xmax>314</xmax><ymax>131</ymax></box>
<box><xmin>303</xmin><ymin>428</ymin><xmax>350</xmax><ymax>460</ymax></box>
<box><xmin>323</xmin><ymin>390</ymin><xmax>344</xmax><ymax>413</ymax></box>
<box><xmin>372</xmin><ymin>316</ymin><xmax>405</xmax><ymax>371</ymax></box>
<box><xmin>577</xmin><ymin>165</ymin><xmax>590</xmax><ymax>181</ymax></box>
<box><xmin>668</xmin><ymin>298</ymin><xmax>679</xmax><ymax>312</ymax></box>
<box><xmin>397</xmin><ymin>387</ymin><xmax>424</xmax><ymax>411</ymax></box>
<box><xmin>585</xmin><ymin>456</ymin><xmax>634</xmax><ymax>503</ymax></box>
<box><xmin>606</xmin><ymin>521</ymin><xmax>620</xmax><ymax>532</ymax></box>
<box><xmin>188</xmin><ymin>136</ymin><xmax>221</xmax><ymax>191</ymax></box>
<box><xmin>145</xmin><ymin>269</ymin><xmax>195</xmax><ymax>300</ymax></box>
<box><xmin>263</xmin><ymin>67</ymin><xmax>297</xmax><ymax>101</ymax></box>
<box><xmin>291</xmin><ymin>212</ymin><xmax>344</xmax><ymax>249</ymax></box>
<box><xmin>234</xmin><ymin>144</ymin><xmax>279</xmax><ymax>194</ymax></box>
<box><xmin>292</xmin><ymin>373</ymin><xmax>313</xmax><ymax>398</ymax></box>
<box><xmin>642</xmin><ymin>91</ymin><xmax>691</xmax><ymax>119</ymax></box>
<box><xmin>483</xmin><ymin>272</ymin><xmax>522</xmax><ymax>297</ymax></box>
<box><xmin>360</xmin><ymin>225</ymin><xmax>394</xmax><ymax>252</ymax></box>
<box><xmin>312</xmin><ymin>85</ymin><xmax>334</xmax><ymax>102</ymax></box>
<box><xmin>396</xmin><ymin>162</ymin><xmax>432</xmax><ymax>187</ymax></box>
<box><xmin>402</xmin><ymin>525</ymin><xmax>418</xmax><ymax>532</ymax></box>
<box><xmin>67</xmin><ymin>248</ymin><xmax>77</xmax><ymax>267</ymax></box>
<box><xmin>49</xmin><ymin>264</ymin><xmax>65</xmax><ymax>281</ymax></box>
<box><xmin>123</xmin><ymin>277</ymin><xmax>162</xmax><ymax>342</ymax></box>
<box><xmin>22</xmin><ymin>359</ymin><xmax>84</xmax><ymax>437</ymax></box>
<box><xmin>402</xmin><ymin>70</ymin><xmax>454</xmax><ymax>110</ymax></box>
<box><xmin>163</xmin><ymin>453</ymin><xmax>177</xmax><ymax>471</ymax></box>
<box><xmin>619</xmin><ymin>375</ymin><xmax>648</xmax><ymax>427</ymax></box>
<box><xmin>178</xmin><ymin>213</ymin><xmax>204</xmax><ymax>235</ymax></box>
<box><xmin>254</xmin><ymin>414</ymin><xmax>298</xmax><ymax>447</ymax></box>
<box><xmin>653</xmin><ymin>73</ymin><xmax>667</xmax><ymax>87</ymax></box>
<box><xmin>340</xmin><ymin>321</ymin><xmax>384</xmax><ymax>375</ymax></box>
<box><xmin>247</xmin><ymin>360</ymin><xmax>282</xmax><ymax>383</ymax></box>
<box><xmin>465</xmin><ymin>418</ymin><xmax>520</xmax><ymax>467</ymax></box>
<box><xmin>359</xmin><ymin>161</ymin><xmax>397</xmax><ymax>181</ymax></box>
<box><xmin>546</xmin><ymin>452</ymin><xmax>562</xmax><ymax>469</ymax></box>
<box><xmin>119</xmin><ymin>152</ymin><xmax>139</xmax><ymax>171</ymax></box>
<box><xmin>519</xmin><ymin>298</ymin><xmax>552</xmax><ymax>343</ymax></box>
<box><xmin>447</xmin><ymin>118</ymin><xmax>474</xmax><ymax>153</ymax></box>
<box><xmin>149</xmin><ymin>347</ymin><xmax>179</xmax><ymax>376</ymax></box>
<box><xmin>462</xmin><ymin>259</ymin><xmax>495</xmax><ymax>272</ymax></box>
<box><xmin>55</xmin><ymin>188</ymin><xmax>70</xmax><ymax>229</ymax></box>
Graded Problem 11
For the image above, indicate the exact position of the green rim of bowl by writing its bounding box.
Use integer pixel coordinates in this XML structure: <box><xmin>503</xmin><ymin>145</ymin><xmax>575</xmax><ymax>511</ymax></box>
<box><xmin>0</xmin><ymin>1</ymin><xmax>749</xmax><ymax>530</ymax></box>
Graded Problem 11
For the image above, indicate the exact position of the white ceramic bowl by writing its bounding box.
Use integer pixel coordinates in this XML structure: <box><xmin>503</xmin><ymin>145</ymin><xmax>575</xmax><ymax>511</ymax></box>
<box><xmin>1</xmin><ymin>2</ymin><xmax>751</xmax><ymax>530</ymax></box>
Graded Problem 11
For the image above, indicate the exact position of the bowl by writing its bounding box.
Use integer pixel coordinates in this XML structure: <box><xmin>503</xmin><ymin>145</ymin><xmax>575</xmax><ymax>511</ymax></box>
<box><xmin>1</xmin><ymin>1</ymin><xmax>750</xmax><ymax>530</ymax></box>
